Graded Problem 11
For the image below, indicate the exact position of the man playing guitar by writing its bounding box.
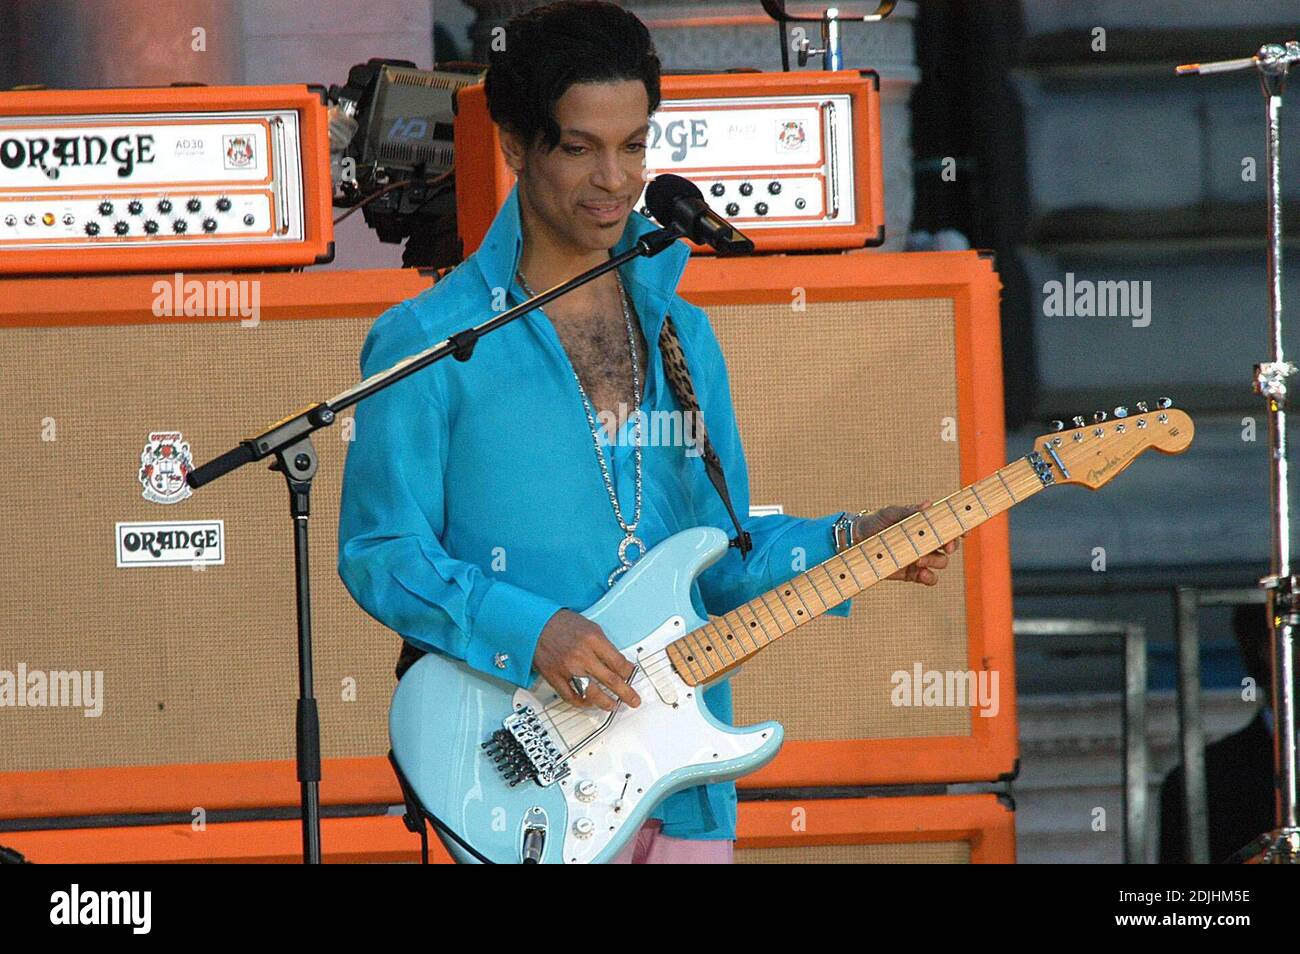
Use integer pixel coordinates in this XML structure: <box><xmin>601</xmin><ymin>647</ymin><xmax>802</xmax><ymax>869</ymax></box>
<box><xmin>337</xmin><ymin>0</ymin><xmax>957</xmax><ymax>864</ymax></box>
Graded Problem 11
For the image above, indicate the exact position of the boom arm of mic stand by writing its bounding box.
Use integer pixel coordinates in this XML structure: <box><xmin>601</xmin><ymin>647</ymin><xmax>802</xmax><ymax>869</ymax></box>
<box><xmin>186</xmin><ymin>222</ymin><xmax>688</xmax><ymax>489</ymax></box>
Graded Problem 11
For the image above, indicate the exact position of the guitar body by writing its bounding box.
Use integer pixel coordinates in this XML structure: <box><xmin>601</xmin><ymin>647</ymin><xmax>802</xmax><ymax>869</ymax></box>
<box><xmin>388</xmin><ymin>526</ymin><xmax>784</xmax><ymax>864</ymax></box>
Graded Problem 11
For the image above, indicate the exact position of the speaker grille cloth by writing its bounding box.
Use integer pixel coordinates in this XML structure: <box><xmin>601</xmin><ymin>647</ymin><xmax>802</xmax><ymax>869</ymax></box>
<box><xmin>706</xmin><ymin>298</ymin><xmax>970</xmax><ymax>741</ymax></box>
<box><xmin>736</xmin><ymin>841</ymin><xmax>970</xmax><ymax>863</ymax></box>
<box><xmin>1</xmin><ymin>318</ymin><xmax>393</xmax><ymax>771</ymax></box>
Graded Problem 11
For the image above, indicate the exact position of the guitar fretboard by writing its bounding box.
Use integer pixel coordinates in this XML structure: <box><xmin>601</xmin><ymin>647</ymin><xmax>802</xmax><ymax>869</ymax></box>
<box><xmin>665</xmin><ymin>455</ymin><xmax>1046</xmax><ymax>686</ymax></box>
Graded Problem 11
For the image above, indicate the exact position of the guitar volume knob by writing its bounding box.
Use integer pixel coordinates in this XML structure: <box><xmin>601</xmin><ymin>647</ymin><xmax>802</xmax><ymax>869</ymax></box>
<box><xmin>575</xmin><ymin>780</ymin><xmax>599</xmax><ymax>803</ymax></box>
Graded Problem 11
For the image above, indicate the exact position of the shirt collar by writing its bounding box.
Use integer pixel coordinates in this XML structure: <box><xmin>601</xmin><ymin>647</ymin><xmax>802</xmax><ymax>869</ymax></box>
<box><xmin>472</xmin><ymin>181</ymin><xmax>691</xmax><ymax>322</ymax></box>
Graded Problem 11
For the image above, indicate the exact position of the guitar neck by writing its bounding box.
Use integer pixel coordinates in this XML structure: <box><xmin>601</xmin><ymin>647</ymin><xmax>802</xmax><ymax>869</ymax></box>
<box><xmin>666</xmin><ymin>453</ymin><xmax>1050</xmax><ymax>686</ymax></box>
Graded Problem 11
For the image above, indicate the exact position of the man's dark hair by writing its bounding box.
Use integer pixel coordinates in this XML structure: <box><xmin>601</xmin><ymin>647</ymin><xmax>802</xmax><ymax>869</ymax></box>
<box><xmin>484</xmin><ymin>0</ymin><xmax>661</xmax><ymax>151</ymax></box>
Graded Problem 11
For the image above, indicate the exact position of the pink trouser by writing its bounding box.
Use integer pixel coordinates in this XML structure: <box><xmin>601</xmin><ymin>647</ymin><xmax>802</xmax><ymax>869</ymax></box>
<box><xmin>610</xmin><ymin>819</ymin><xmax>733</xmax><ymax>864</ymax></box>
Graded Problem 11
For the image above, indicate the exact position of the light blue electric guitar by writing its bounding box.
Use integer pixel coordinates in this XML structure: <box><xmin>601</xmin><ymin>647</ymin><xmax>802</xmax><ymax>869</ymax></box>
<box><xmin>390</xmin><ymin>404</ymin><xmax>1193</xmax><ymax>863</ymax></box>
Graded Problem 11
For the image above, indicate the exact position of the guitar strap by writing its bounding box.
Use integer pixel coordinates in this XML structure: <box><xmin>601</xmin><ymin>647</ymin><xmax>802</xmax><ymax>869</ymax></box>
<box><xmin>656</xmin><ymin>313</ymin><xmax>753</xmax><ymax>559</ymax></box>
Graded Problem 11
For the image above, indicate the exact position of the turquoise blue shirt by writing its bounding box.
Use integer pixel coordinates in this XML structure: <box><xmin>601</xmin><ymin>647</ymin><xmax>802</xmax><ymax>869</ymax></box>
<box><xmin>337</xmin><ymin>183</ymin><xmax>851</xmax><ymax>840</ymax></box>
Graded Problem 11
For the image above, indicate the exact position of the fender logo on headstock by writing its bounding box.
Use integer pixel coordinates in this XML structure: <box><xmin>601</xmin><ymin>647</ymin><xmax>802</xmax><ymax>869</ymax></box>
<box><xmin>1086</xmin><ymin>454</ymin><xmax>1125</xmax><ymax>485</ymax></box>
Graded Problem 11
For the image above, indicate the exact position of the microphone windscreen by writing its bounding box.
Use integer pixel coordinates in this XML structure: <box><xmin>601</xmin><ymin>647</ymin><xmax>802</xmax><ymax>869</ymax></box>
<box><xmin>645</xmin><ymin>173</ymin><xmax>702</xmax><ymax>226</ymax></box>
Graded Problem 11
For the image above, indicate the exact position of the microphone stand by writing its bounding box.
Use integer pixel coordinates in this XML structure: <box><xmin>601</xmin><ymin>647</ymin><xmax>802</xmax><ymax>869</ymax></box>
<box><xmin>1178</xmin><ymin>41</ymin><xmax>1300</xmax><ymax>863</ymax></box>
<box><xmin>184</xmin><ymin>222</ymin><xmax>687</xmax><ymax>863</ymax></box>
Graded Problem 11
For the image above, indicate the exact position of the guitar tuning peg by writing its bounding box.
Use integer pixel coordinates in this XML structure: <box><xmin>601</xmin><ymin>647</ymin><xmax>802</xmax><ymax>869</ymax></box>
<box><xmin>1093</xmin><ymin>410</ymin><xmax>1108</xmax><ymax>423</ymax></box>
<box><xmin>1156</xmin><ymin>396</ymin><xmax>1172</xmax><ymax>409</ymax></box>
<box><xmin>1050</xmin><ymin>420</ymin><xmax>1065</xmax><ymax>432</ymax></box>
<box><xmin>1136</xmin><ymin>401</ymin><xmax>1149</xmax><ymax>413</ymax></box>
<box><xmin>1072</xmin><ymin>415</ymin><xmax>1086</xmax><ymax>428</ymax></box>
<box><xmin>1113</xmin><ymin>406</ymin><xmax>1129</xmax><ymax>418</ymax></box>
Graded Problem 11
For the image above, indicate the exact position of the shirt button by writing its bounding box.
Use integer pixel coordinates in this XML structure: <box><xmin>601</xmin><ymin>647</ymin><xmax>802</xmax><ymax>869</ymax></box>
<box><xmin>493</xmin><ymin>652</ymin><xmax>510</xmax><ymax>670</ymax></box>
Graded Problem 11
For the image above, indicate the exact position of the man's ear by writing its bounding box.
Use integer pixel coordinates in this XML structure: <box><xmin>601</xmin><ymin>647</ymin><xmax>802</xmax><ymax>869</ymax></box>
<box><xmin>500</xmin><ymin>129</ymin><xmax>527</xmax><ymax>176</ymax></box>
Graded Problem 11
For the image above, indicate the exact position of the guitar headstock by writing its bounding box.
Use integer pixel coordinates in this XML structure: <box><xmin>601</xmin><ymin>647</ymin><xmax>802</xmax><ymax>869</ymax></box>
<box><xmin>1032</xmin><ymin>398</ymin><xmax>1194</xmax><ymax>490</ymax></box>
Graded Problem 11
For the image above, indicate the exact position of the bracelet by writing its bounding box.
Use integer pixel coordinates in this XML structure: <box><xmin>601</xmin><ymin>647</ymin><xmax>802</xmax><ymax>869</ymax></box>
<box><xmin>832</xmin><ymin>509</ymin><xmax>871</xmax><ymax>552</ymax></box>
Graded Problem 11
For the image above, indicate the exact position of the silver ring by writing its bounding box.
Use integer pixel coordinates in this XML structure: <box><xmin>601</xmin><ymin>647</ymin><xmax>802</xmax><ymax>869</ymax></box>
<box><xmin>569</xmin><ymin>676</ymin><xmax>590</xmax><ymax>699</ymax></box>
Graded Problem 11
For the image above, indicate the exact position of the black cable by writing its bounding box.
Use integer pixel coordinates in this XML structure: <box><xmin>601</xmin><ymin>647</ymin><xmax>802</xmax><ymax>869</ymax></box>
<box><xmin>388</xmin><ymin>751</ymin><xmax>499</xmax><ymax>864</ymax></box>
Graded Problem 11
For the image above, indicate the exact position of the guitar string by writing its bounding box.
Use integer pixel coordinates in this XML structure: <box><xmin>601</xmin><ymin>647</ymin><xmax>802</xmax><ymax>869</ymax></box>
<box><xmin>535</xmin><ymin>466</ymin><xmax>1045</xmax><ymax>739</ymax></box>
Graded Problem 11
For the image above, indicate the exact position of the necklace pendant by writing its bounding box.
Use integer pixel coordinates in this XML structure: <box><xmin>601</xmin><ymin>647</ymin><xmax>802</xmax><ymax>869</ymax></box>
<box><xmin>618</xmin><ymin>533</ymin><xmax>644</xmax><ymax>564</ymax></box>
<box><xmin>607</xmin><ymin>533</ymin><xmax>645</xmax><ymax>587</ymax></box>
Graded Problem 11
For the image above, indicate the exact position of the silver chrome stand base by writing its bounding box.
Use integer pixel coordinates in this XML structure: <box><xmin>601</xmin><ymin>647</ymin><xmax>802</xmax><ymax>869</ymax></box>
<box><xmin>1227</xmin><ymin>827</ymin><xmax>1300</xmax><ymax>864</ymax></box>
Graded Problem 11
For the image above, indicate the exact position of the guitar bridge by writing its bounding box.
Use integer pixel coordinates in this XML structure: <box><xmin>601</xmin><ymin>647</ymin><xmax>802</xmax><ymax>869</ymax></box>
<box><xmin>483</xmin><ymin>706</ymin><xmax>570</xmax><ymax>787</ymax></box>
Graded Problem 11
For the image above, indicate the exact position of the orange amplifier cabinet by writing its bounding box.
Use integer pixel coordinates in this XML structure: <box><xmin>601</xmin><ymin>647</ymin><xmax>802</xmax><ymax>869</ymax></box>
<box><xmin>454</xmin><ymin>70</ymin><xmax>885</xmax><ymax>256</ymax></box>
<box><xmin>0</xmin><ymin>84</ymin><xmax>334</xmax><ymax>275</ymax></box>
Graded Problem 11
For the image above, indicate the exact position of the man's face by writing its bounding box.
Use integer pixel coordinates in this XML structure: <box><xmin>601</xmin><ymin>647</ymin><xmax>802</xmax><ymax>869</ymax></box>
<box><xmin>504</xmin><ymin>79</ymin><xmax>650</xmax><ymax>257</ymax></box>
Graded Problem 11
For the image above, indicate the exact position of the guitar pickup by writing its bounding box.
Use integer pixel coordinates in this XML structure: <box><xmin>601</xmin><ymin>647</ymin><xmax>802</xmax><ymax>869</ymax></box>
<box><xmin>637</xmin><ymin>617</ymin><xmax>683</xmax><ymax>707</ymax></box>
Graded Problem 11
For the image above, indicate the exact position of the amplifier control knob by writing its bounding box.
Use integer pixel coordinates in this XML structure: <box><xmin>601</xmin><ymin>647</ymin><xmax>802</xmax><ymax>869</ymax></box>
<box><xmin>755</xmin><ymin>202</ymin><xmax>769</xmax><ymax>216</ymax></box>
<box><xmin>157</xmin><ymin>198</ymin><xmax>173</xmax><ymax>214</ymax></box>
<box><xmin>24</xmin><ymin>213</ymin><xmax>36</xmax><ymax>225</ymax></box>
<box><xmin>186</xmin><ymin>197</ymin><xmax>202</xmax><ymax>213</ymax></box>
<box><xmin>202</xmin><ymin>218</ymin><xmax>218</xmax><ymax>233</ymax></box>
<box><xmin>127</xmin><ymin>200</ymin><xmax>143</xmax><ymax>215</ymax></box>
<box><xmin>144</xmin><ymin>220</ymin><xmax>159</xmax><ymax>234</ymax></box>
<box><xmin>172</xmin><ymin>219</ymin><xmax>188</xmax><ymax>234</ymax></box>
<box><xmin>725</xmin><ymin>203</ymin><xmax>739</xmax><ymax>217</ymax></box>
<box><xmin>709</xmin><ymin>183</ymin><xmax>725</xmax><ymax>197</ymax></box>
<box><xmin>738</xmin><ymin>181</ymin><xmax>753</xmax><ymax>196</ymax></box>
<box><xmin>795</xmin><ymin>197</ymin><xmax>807</xmax><ymax>210</ymax></box>
<box><xmin>243</xmin><ymin>214</ymin><xmax>256</xmax><ymax>226</ymax></box>
<box><xmin>98</xmin><ymin>200</ymin><xmax>113</xmax><ymax>216</ymax></box>
<box><xmin>768</xmin><ymin>181</ymin><xmax>782</xmax><ymax>195</ymax></box>
<box><xmin>62</xmin><ymin>213</ymin><xmax>75</xmax><ymax>225</ymax></box>
<box><xmin>215</xmin><ymin>196</ymin><xmax>232</xmax><ymax>212</ymax></box>
<box><xmin>84</xmin><ymin>222</ymin><xmax>100</xmax><ymax>236</ymax></box>
<box><xmin>113</xmin><ymin>220</ymin><xmax>129</xmax><ymax>235</ymax></box>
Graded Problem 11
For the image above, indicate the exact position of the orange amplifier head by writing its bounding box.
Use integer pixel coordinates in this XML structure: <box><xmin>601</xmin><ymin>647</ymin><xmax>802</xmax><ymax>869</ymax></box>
<box><xmin>0</xmin><ymin>85</ymin><xmax>334</xmax><ymax>275</ymax></box>
<box><xmin>454</xmin><ymin>69</ymin><xmax>885</xmax><ymax>256</ymax></box>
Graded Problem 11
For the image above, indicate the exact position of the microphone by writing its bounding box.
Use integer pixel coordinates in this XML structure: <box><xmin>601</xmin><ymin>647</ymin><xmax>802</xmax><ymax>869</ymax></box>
<box><xmin>644</xmin><ymin>174</ymin><xmax>755</xmax><ymax>256</ymax></box>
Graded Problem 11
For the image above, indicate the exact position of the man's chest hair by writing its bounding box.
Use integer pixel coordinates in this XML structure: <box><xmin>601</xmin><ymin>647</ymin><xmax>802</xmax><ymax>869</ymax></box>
<box><xmin>546</xmin><ymin>301</ymin><xmax>650</xmax><ymax>410</ymax></box>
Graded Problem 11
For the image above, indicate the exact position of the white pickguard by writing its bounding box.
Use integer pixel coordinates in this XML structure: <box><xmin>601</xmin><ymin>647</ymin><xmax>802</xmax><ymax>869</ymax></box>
<box><xmin>511</xmin><ymin>616</ymin><xmax>774</xmax><ymax>864</ymax></box>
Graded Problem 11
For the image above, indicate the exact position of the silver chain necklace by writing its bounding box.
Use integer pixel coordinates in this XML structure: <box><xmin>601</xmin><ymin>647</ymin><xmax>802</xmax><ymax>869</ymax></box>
<box><xmin>516</xmin><ymin>268</ymin><xmax>645</xmax><ymax>587</ymax></box>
